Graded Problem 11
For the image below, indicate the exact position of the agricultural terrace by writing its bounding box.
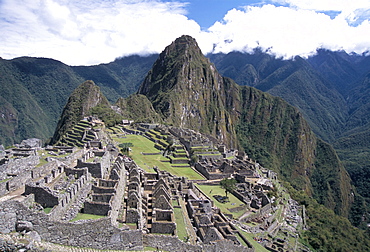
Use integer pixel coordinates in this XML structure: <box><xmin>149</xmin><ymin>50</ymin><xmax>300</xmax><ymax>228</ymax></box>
<box><xmin>111</xmin><ymin>134</ymin><xmax>204</xmax><ymax>180</ymax></box>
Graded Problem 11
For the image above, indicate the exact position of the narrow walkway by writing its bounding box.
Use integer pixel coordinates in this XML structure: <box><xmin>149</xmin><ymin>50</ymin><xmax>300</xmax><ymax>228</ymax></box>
<box><xmin>0</xmin><ymin>186</ymin><xmax>25</xmax><ymax>203</ymax></box>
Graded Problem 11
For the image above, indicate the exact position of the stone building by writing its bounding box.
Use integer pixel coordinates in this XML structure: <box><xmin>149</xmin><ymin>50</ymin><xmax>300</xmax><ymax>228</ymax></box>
<box><xmin>150</xmin><ymin>178</ymin><xmax>176</xmax><ymax>234</ymax></box>
<box><xmin>125</xmin><ymin>166</ymin><xmax>145</xmax><ymax>228</ymax></box>
<box><xmin>84</xmin><ymin>156</ymin><xmax>126</xmax><ymax>220</ymax></box>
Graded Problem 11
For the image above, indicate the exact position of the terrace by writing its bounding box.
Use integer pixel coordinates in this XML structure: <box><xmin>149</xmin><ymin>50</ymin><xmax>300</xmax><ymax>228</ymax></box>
<box><xmin>111</xmin><ymin>134</ymin><xmax>203</xmax><ymax>180</ymax></box>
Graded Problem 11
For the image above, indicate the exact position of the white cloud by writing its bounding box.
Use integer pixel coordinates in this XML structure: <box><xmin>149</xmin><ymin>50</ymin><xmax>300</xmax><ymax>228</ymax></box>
<box><xmin>0</xmin><ymin>0</ymin><xmax>202</xmax><ymax>65</ymax></box>
<box><xmin>274</xmin><ymin>0</ymin><xmax>370</xmax><ymax>11</ymax></box>
<box><xmin>0</xmin><ymin>0</ymin><xmax>369</xmax><ymax>65</ymax></box>
<box><xmin>206</xmin><ymin>4</ymin><xmax>370</xmax><ymax>58</ymax></box>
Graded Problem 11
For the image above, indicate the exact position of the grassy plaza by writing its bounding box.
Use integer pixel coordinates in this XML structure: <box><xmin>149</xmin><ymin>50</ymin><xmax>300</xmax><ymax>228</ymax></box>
<box><xmin>195</xmin><ymin>184</ymin><xmax>246</xmax><ymax>219</ymax></box>
<box><xmin>112</xmin><ymin>134</ymin><xmax>204</xmax><ymax>180</ymax></box>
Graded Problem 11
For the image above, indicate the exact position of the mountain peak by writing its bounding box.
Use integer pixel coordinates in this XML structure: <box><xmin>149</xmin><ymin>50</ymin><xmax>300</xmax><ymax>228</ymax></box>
<box><xmin>137</xmin><ymin>35</ymin><xmax>211</xmax><ymax>99</ymax></box>
<box><xmin>50</xmin><ymin>80</ymin><xmax>109</xmax><ymax>144</ymax></box>
<box><xmin>137</xmin><ymin>35</ymin><xmax>238</xmax><ymax>146</ymax></box>
<box><xmin>164</xmin><ymin>35</ymin><xmax>202</xmax><ymax>57</ymax></box>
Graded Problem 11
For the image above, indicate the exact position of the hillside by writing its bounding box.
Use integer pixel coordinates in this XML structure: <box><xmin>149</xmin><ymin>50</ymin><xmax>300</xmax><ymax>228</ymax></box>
<box><xmin>208</xmin><ymin>51</ymin><xmax>350</xmax><ymax>143</ymax></box>
<box><xmin>0</xmin><ymin>55</ymin><xmax>156</xmax><ymax>147</ymax></box>
<box><xmin>122</xmin><ymin>35</ymin><xmax>352</xmax><ymax>217</ymax></box>
<box><xmin>209</xmin><ymin>50</ymin><xmax>370</xmax><ymax>225</ymax></box>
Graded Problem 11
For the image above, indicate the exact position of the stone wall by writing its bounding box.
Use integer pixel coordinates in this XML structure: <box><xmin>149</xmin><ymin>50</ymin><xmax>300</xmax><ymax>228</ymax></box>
<box><xmin>108</xmin><ymin>165</ymin><xmax>126</xmax><ymax>223</ymax></box>
<box><xmin>77</xmin><ymin>159</ymin><xmax>103</xmax><ymax>178</ymax></box>
<box><xmin>84</xmin><ymin>157</ymin><xmax>126</xmax><ymax>219</ymax></box>
<box><xmin>76</xmin><ymin>150</ymin><xmax>112</xmax><ymax>178</ymax></box>
<box><xmin>65</xmin><ymin>167</ymin><xmax>88</xmax><ymax>178</ymax></box>
<box><xmin>0</xmin><ymin>156</ymin><xmax>40</xmax><ymax>196</ymax></box>
<box><xmin>49</xmin><ymin>174</ymin><xmax>91</xmax><ymax>221</ymax></box>
<box><xmin>30</xmin><ymin>159</ymin><xmax>58</xmax><ymax>179</ymax></box>
<box><xmin>84</xmin><ymin>201</ymin><xmax>111</xmax><ymax>215</ymax></box>
<box><xmin>144</xmin><ymin>234</ymin><xmax>254</xmax><ymax>252</ymax></box>
<box><xmin>0</xmin><ymin>200</ymin><xmax>143</xmax><ymax>250</ymax></box>
<box><xmin>25</xmin><ymin>170</ymin><xmax>91</xmax><ymax>221</ymax></box>
<box><xmin>0</xmin><ymin>182</ymin><xmax>8</xmax><ymax>196</ymax></box>
<box><xmin>0</xmin><ymin>199</ymin><xmax>255</xmax><ymax>251</ymax></box>
<box><xmin>240</xmin><ymin>203</ymin><xmax>273</xmax><ymax>223</ymax></box>
<box><xmin>194</xmin><ymin>163</ymin><xmax>228</xmax><ymax>180</ymax></box>
<box><xmin>24</xmin><ymin>185</ymin><xmax>59</xmax><ymax>208</ymax></box>
<box><xmin>144</xmin><ymin>234</ymin><xmax>201</xmax><ymax>252</ymax></box>
<box><xmin>151</xmin><ymin>217</ymin><xmax>176</xmax><ymax>234</ymax></box>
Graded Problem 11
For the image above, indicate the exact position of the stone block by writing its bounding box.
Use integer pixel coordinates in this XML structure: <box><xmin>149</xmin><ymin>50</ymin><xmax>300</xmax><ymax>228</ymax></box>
<box><xmin>16</xmin><ymin>220</ymin><xmax>34</xmax><ymax>232</ymax></box>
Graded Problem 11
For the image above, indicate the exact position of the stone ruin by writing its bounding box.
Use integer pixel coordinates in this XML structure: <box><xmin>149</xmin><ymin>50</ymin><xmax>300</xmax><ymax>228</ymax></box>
<box><xmin>0</xmin><ymin>123</ymin><xmax>307</xmax><ymax>251</ymax></box>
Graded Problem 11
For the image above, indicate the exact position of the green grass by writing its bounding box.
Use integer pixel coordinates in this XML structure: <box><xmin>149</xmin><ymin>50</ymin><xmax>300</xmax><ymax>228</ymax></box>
<box><xmin>169</xmin><ymin>156</ymin><xmax>189</xmax><ymax>160</ymax></box>
<box><xmin>143</xmin><ymin>247</ymin><xmax>167</xmax><ymax>251</ymax></box>
<box><xmin>236</xmin><ymin>227</ymin><xmax>269</xmax><ymax>252</ymax></box>
<box><xmin>235</xmin><ymin>232</ymin><xmax>250</xmax><ymax>248</ymax></box>
<box><xmin>0</xmin><ymin>178</ymin><xmax>11</xmax><ymax>183</ymax></box>
<box><xmin>195</xmin><ymin>184</ymin><xmax>246</xmax><ymax>218</ymax></box>
<box><xmin>36</xmin><ymin>150</ymin><xmax>70</xmax><ymax>167</ymax></box>
<box><xmin>174</xmin><ymin>207</ymin><xmax>188</xmax><ymax>242</ymax></box>
<box><xmin>43</xmin><ymin>207</ymin><xmax>53</xmax><ymax>214</ymax></box>
<box><xmin>70</xmin><ymin>213</ymin><xmax>105</xmax><ymax>222</ymax></box>
<box><xmin>112</xmin><ymin>134</ymin><xmax>203</xmax><ymax>179</ymax></box>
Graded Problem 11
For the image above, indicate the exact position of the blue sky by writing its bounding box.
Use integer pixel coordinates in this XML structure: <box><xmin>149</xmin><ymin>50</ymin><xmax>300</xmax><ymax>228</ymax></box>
<box><xmin>1</xmin><ymin>0</ymin><xmax>370</xmax><ymax>65</ymax></box>
<box><xmin>177</xmin><ymin>0</ymin><xmax>262</xmax><ymax>28</ymax></box>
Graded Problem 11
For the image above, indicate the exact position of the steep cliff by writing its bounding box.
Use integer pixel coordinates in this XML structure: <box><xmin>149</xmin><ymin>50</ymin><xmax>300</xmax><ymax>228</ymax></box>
<box><xmin>136</xmin><ymin>35</ymin><xmax>352</xmax><ymax>216</ymax></box>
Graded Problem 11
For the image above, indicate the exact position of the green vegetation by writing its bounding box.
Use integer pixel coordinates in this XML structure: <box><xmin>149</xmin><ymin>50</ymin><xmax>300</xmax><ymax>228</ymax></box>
<box><xmin>70</xmin><ymin>213</ymin><xmax>104</xmax><ymax>222</ymax></box>
<box><xmin>43</xmin><ymin>207</ymin><xmax>53</xmax><ymax>214</ymax></box>
<box><xmin>2</xmin><ymin>35</ymin><xmax>369</xmax><ymax>251</ymax></box>
<box><xmin>116</xmin><ymin>94</ymin><xmax>162</xmax><ymax>123</ymax></box>
<box><xmin>285</xmin><ymin>182</ymin><xmax>370</xmax><ymax>252</ymax></box>
<box><xmin>112</xmin><ymin>134</ymin><xmax>203</xmax><ymax>179</ymax></box>
<box><xmin>235</xmin><ymin>227</ymin><xmax>269</xmax><ymax>252</ymax></box>
<box><xmin>119</xmin><ymin>142</ymin><xmax>133</xmax><ymax>155</ymax></box>
<box><xmin>51</xmin><ymin>80</ymin><xmax>110</xmax><ymax>144</ymax></box>
<box><xmin>211</xmin><ymin>50</ymin><xmax>370</xmax><ymax>228</ymax></box>
<box><xmin>0</xmin><ymin>178</ymin><xmax>11</xmax><ymax>183</ymax></box>
<box><xmin>173</xmin><ymin>207</ymin><xmax>188</xmax><ymax>242</ymax></box>
<box><xmin>0</xmin><ymin>54</ymin><xmax>157</xmax><ymax>147</ymax></box>
<box><xmin>196</xmin><ymin>184</ymin><xmax>245</xmax><ymax>218</ymax></box>
<box><xmin>89</xmin><ymin>104</ymin><xmax>124</xmax><ymax>127</ymax></box>
<box><xmin>220</xmin><ymin>178</ymin><xmax>237</xmax><ymax>197</ymax></box>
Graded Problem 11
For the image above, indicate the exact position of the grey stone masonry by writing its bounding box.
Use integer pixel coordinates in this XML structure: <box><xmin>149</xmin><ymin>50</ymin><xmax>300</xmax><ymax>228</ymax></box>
<box><xmin>0</xmin><ymin>200</ymin><xmax>143</xmax><ymax>251</ymax></box>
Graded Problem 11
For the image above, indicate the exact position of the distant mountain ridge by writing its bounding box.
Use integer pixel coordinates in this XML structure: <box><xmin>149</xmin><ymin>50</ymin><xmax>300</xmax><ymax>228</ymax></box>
<box><xmin>209</xmin><ymin>50</ymin><xmax>366</xmax><ymax>142</ymax></box>
<box><xmin>209</xmin><ymin>50</ymin><xmax>370</xmax><ymax>223</ymax></box>
<box><xmin>0</xmin><ymin>55</ymin><xmax>157</xmax><ymax>146</ymax></box>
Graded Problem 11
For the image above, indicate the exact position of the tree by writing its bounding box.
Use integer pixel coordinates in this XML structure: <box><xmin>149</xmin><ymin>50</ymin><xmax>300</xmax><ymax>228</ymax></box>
<box><xmin>220</xmin><ymin>178</ymin><xmax>237</xmax><ymax>197</ymax></box>
<box><xmin>118</xmin><ymin>142</ymin><xmax>133</xmax><ymax>155</ymax></box>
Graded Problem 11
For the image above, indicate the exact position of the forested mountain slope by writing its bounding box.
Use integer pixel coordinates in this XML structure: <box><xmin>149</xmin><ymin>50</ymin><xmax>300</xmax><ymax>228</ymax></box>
<box><xmin>0</xmin><ymin>55</ymin><xmax>156</xmax><ymax>146</ymax></box>
<box><xmin>209</xmin><ymin>51</ymin><xmax>370</xmax><ymax>225</ymax></box>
